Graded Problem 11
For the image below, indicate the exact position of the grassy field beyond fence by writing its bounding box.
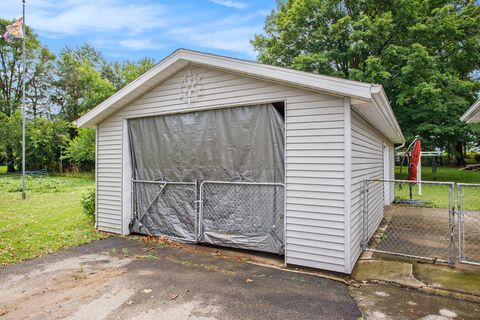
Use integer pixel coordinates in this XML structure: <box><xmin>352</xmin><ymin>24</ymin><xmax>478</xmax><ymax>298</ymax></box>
<box><xmin>394</xmin><ymin>166</ymin><xmax>480</xmax><ymax>210</ymax></box>
<box><xmin>0</xmin><ymin>170</ymin><xmax>107</xmax><ymax>266</ymax></box>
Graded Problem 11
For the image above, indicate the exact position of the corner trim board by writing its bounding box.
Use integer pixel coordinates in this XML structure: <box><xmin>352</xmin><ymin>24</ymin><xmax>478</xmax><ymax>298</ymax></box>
<box><xmin>343</xmin><ymin>97</ymin><xmax>352</xmax><ymax>273</ymax></box>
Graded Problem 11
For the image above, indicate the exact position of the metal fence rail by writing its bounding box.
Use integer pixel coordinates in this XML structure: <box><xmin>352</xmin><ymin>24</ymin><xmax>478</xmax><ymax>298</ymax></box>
<box><xmin>199</xmin><ymin>181</ymin><xmax>285</xmax><ymax>254</ymax></box>
<box><xmin>131</xmin><ymin>180</ymin><xmax>198</xmax><ymax>242</ymax></box>
<box><xmin>363</xmin><ymin>179</ymin><xmax>455</xmax><ymax>266</ymax></box>
<box><xmin>458</xmin><ymin>183</ymin><xmax>480</xmax><ymax>266</ymax></box>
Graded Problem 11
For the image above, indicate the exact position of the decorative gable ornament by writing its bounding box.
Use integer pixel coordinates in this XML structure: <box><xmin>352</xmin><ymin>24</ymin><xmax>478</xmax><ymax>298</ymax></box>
<box><xmin>179</xmin><ymin>70</ymin><xmax>202</xmax><ymax>104</ymax></box>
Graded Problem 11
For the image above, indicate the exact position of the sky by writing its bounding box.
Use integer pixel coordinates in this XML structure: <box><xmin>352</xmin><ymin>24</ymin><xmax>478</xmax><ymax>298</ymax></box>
<box><xmin>1</xmin><ymin>0</ymin><xmax>277</xmax><ymax>62</ymax></box>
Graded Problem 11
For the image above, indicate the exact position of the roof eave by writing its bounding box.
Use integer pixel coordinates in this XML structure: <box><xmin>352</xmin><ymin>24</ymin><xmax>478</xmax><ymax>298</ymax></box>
<box><xmin>76</xmin><ymin>49</ymin><xmax>188</xmax><ymax>128</ymax></box>
<box><xmin>370</xmin><ymin>85</ymin><xmax>405</xmax><ymax>144</ymax></box>
<box><xmin>460</xmin><ymin>99</ymin><xmax>480</xmax><ymax>123</ymax></box>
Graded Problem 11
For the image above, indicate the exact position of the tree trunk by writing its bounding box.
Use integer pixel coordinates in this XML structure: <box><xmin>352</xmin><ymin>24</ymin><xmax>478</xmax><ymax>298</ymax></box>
<box><xmin>5</xmin><ymin>144</ymin><xmax>15</xmax><ymax>172</ymax></box>
<box><xmin>455</xmin><ymin>141</ymin><xmax>466</xmax><ymax>166</ymax></box>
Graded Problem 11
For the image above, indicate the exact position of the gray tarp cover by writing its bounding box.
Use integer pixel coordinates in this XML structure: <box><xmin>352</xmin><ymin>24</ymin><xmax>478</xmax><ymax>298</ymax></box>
<box><xmin>128</xmin><ymin>104</ymin><xmax>285</xmax><ymax>253</ymax></box>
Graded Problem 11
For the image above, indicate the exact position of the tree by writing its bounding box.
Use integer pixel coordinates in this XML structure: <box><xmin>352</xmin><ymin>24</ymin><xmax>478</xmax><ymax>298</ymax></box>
<box><xmin>26</xmin><ymin>47</ymin><xmax>56</xmax><ymax>118</ymax></box>
<box><xmin>24</xmin><ymin>117</ymin><xmax>70</xmax><ymax>171</ymax></box>
<box><xmin>0</xmin><ymin>111</ymin><xmax>21</xmax><ymax>171</ymax></box>
<box><xmin>252</xmin><ymin>0</ymin><xmax>480</xmax><ymax>165</ymax></box>
<box><xmin>121</xmin><ymin>57</ymin><xmax>155</xmax><ymax>85</ymax></box>
<box><xmin>52</xmin><ymin>45</ymin><xmax>115</xmax><ymax>123</ymax></box>
<box><xmin>102</xmin><ymin>57</ymin><xmax>155</xmax><ymax>90</ymax></box>
<box><xmin>62</xmin><ymin>128</ymin><xmax>95</xmax><ymax>170</ymax></box>
<box><xmin>0</xmin><ymin>18</ymin><xmax>55</xmax><ymax>171</ymax></box>
<box><xmin>0</xmin><ymin>111</ymin><xmax>70</xmax><ymax>171</ymax></box>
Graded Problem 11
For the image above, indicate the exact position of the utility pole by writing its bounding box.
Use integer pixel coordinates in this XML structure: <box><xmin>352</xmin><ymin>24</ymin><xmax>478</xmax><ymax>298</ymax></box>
<box><xmin>21</xmin><ymin>0</ymin><xmax>27</xmax><ymax>199</ymax></box>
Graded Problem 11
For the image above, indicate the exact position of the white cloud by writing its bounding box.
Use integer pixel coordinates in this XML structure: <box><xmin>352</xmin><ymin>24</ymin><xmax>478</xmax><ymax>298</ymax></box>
<box><xmin>0</xmin><ymin>0</ymin><xmax>271</xmax><ymax>58</ymax></box>
<box><xmin>169</xmin><ymin>12</ymin><xmax>265</xmax><ymax>57</ymax></box>
<box><xmin>1</xmin><ymin>0</ymin><xmax>166</xmax><ymax>37</ymax></box>
<box><xmin>208</xmin><ymin>0</ymin><xmax>248</xmax><ymax>10</ymax></box>
<box><xmin>118</xmin><ymin>39</ymin><xmax>167</xmax><ymax>51</ymax></box>
<box><xmin>171</xmin><ymin>25</ymin><xmax>260</xmax><ymax>57</ymax></box>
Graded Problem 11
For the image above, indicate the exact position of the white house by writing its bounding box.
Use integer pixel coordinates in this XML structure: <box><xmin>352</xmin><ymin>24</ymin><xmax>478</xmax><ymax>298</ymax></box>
<box><xmin>76</xmin><ymin>49</ymin><xmax>404</xmax><ymax>274</ymax></box>
<box><xmin>461</xmin><ymin>99</ymin><xmax>480</xmax><ymax>123</ymax></box>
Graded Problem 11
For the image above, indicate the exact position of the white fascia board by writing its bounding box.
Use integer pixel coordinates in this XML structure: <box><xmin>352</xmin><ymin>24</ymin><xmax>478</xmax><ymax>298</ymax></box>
<box><xmin>370</xmin><ymin>85</ymin><xmax>405</xmax><ymax>144</ymax></box>
<box><xmin>460</xmin><ymin>99</ymin><xmax>480</xmax><ymax>123</ymax></box>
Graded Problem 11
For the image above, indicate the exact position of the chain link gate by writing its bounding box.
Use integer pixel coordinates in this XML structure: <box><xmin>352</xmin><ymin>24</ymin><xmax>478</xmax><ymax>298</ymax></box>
<box><xmin>199</xmin><ymin>181</ymin><xmax>285</xmax><ymax>254</ymax></box>
<box><xmin>130</xmin><ymin>180</ymin><xmax>286</xmax><ymax>254</ymax></box>
<box><xmin>362</xmin><ymin>179</ymin><xmax>455</xmax><ymax>266</ymax></box>
<box><xmin>457</xmin><ymin>183</ymin><xmax>480</xmax><ymax>266</ymax></box>
<box><xmin>130</xmin><ymin>180</ymin><xmax>198</xmax><ymax>242</ymax></box>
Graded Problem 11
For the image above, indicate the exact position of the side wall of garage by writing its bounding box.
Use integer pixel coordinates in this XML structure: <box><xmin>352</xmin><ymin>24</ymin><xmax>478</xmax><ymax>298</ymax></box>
<box><xmin>96</xmin><ymin>64</ymin><xmax>348</xmax><ymax>273</ymax></box>
<box><xmin>349</xmin><ymin>110</ymin><xmax>394</xmax><ymax>270</ymax></box>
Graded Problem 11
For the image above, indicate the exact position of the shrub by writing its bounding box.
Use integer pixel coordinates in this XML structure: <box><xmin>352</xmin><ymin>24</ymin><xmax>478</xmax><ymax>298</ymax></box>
<box><xmin>62</xmin><ymin>128</ymin><xmax>95</xmax><ymax>170</ymax></box>
<box><xmin>475</xmin><ymin>153</ymin><xmax>480</xmax><ymax>164</ymax></box>
<box><xmin>81</xmin><ymin>187</ymin><xmax>96</xmax><ymax>220</ymax></box>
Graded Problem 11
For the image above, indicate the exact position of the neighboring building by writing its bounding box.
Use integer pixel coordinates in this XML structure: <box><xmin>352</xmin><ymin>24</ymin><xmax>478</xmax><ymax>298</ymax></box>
<box><xmin>461</xmin><ymin>99</ymin><xmax>480</xmax><ymax>123</ymax></box>
<box><xmin>76</xmin><ymin>49</ymin><xmax>404</xmax><ymax>274</ymax></box>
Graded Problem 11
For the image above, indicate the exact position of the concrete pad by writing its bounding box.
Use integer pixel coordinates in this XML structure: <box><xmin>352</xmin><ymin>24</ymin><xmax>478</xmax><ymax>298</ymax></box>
<box><xmin>350</xmin><ymin>283</ymin><xmax>480</xmax><ymax>320</ymax></box>
<box><xmin>413</xmin><ymin>263</ymin><xmax>480</xmax><ymax>296</ymax></box>
<box><xmin>353</xmin><ymin>260</ymin><xmax>426</xmax><ymax>288</ymax></box>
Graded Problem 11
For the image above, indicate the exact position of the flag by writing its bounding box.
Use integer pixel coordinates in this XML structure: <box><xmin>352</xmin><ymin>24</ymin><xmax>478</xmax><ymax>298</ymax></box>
<box><xmin>408</xmin><ymin>139</ymin><xmax>421</xmax><ymax>181</ymax></box>
<box><xmin>3</xmin><ymin>17</ymin><xmax>24</xmax><ymax>42</ymax></box>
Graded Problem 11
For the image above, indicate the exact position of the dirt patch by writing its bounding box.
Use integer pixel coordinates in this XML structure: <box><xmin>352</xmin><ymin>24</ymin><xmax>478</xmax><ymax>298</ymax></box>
<box><xmin>0</xmin><ymin>253</ymin><xmax>131</xmax><ymax>320</ymax></box>
<box><xmin>139</xmin><ymin>235</ymin><xmax>284</xmax><ymax>267</ymax></box>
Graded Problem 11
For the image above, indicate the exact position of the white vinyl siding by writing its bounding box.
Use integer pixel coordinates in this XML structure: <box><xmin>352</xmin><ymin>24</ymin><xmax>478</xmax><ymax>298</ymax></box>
<box><xmin>96</xmin><ymin>65</ymin><xmax>347</xmax><ymax>273</ymax></box>
<box><xmin>388</xmin><ymin>143</ymin><xmax>395</xmax><ymax>203</ymax></box>
<box><xmin>349</xmin><ymin>110</ymin><xmax>386</xmax><ymax>267</ymax></box>
<box><xmin>390</xmin><ymin>144</ymin><xmax>395</xmax><ymax>180</ymax></box>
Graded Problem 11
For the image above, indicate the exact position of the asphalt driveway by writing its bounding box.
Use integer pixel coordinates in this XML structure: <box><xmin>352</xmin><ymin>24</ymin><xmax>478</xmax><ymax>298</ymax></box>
<box><xmin>0</xmin><ymin>237</ymin><xmax>361</xmax><ymax>320</ymax></box>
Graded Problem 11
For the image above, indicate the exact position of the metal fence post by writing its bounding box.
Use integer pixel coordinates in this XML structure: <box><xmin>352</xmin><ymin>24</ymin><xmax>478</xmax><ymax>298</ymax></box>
<box><xmin>457</xmin><ymin>184</ymin><xmax>464</xmax><ymax>262</ymax></box>
<box><xmin>194</xmin><ymin>180</ymin><xmax>199</xmax><ymax>243</ymax></box>
<box><xmin>449</xmin><ymin>182</ymin><xmax>455</xmax><ymax>268</ymax></box>
<box><xmin>198</xmin><ymin>181</ymin><xmax>205</xmax><ymax>240</ymax></box>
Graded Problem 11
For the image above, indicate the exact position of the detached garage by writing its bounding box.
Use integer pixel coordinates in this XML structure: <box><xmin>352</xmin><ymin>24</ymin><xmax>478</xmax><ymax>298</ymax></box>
<box><xmin>76</xmin><ymin>49</ymin><xmax>404</xmax><ymax>274</ymax></box>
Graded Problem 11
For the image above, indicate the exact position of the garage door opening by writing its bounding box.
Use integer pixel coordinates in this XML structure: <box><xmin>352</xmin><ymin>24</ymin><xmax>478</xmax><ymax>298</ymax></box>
<box><xmin>128</xmin><ymin>102</ymin><xmax>285</xmax><ymax>254</ymax></box>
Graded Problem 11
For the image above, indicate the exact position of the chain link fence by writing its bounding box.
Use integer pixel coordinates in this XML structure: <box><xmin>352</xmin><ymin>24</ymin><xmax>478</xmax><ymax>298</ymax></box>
<box><xmin>199</xmin><ymin>181</ymin><xmax>285</xmax><ymax>254</ymax></box>
<box><xmin>130</xmin><ymin>180</ymin><xmax>198</xmax><ymax>242</ymax></box>
<box><xmin>363</xmin><ymin>179</ymin><xmax>455</xmax><ymax>265</ymax></box>
<box><xmin>458</xmin><ymin>183</ymin><xmax>480</xmax><ymax>266</ymax></box>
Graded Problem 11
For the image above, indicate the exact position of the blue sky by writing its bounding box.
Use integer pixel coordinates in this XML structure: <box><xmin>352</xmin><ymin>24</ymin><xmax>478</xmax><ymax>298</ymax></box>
<box><xmin>1</xmin><ymin>0</ymin><xmax>277</xmax><ymax>62</ymax></box>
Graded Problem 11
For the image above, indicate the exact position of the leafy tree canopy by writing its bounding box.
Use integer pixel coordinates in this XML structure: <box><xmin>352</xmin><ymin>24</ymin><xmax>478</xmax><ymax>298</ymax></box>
<box><xmin>62</xmin><ymin>128</ymin><xmax>95</xmax><ymax>165</ymax></box>
<box><xmin>252</xmin><ymin>0</ymin><xmax>480</xmax><ymax>163</ymax></box>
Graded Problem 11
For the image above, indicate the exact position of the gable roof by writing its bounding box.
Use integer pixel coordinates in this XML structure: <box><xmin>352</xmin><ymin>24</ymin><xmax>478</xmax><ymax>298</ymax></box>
<box><xmin>76</xmin><ymin>49</ymin><xmax>404</xmax><ymax>143</ymax></box>
<box><xmin>461</xmin><ymin>99</ymin><xmax>480</xmax><ymax>123</ymax></box>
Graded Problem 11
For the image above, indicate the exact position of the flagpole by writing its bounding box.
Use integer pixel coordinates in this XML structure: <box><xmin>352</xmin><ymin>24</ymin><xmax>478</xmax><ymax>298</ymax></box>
<box><xmin>21</xmin><ymin>0</ymin><xmax>26</xmax><ymax>200</ymax></box>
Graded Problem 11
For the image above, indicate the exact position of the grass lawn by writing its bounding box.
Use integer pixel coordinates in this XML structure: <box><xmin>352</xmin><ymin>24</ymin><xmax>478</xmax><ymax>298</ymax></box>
<box><xmin>0</xmin><ymin>172</ymin><xmax>108</xmax><ymax>266</ymax></box>
<box><xmin>395</xmin><ymin>165</ymin><xmax>480</xmax><ymax>183</ymax></box>
<box><xmin>393</xmin><ymin>165</ymin><xmax>480</xmax><ymax>209</ymax></box>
